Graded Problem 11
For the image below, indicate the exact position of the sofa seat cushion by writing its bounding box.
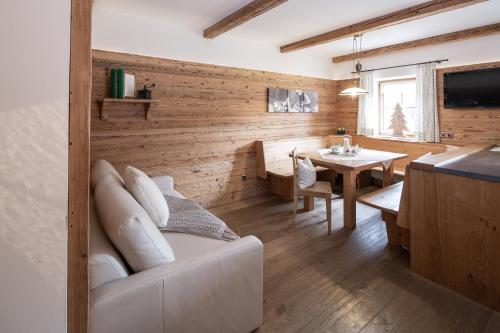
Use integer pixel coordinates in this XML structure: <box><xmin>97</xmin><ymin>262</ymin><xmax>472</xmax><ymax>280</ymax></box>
<box><xmin>95</xmin><ymin>178</ymin><xmax>176</xmax><ymax>272</ymax></box>
<box><xmin>89</xmin><ymin>198</ymin><xmax>129</xmax><ymax>290</ymax></box>
<box><xmin>162</xmin><ymin>232</ymin><xmax>226</xmax><ymax>261</ymax></box>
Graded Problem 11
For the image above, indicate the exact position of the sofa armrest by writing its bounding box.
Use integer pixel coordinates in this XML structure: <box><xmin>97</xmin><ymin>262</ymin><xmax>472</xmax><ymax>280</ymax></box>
<box><xmin>151</xmin><ymin>175</ymin><xmax>174</xmax><ymax>192</ymax></box>
<box><xmin>151</xmin><ymin>175</ymin><xmax>186</xmax><ymax>198</ymax></box>
<box><xmin>90</xmin><ymin>235</ymin><xmax>263</xmax><ymax>333</ymax></box>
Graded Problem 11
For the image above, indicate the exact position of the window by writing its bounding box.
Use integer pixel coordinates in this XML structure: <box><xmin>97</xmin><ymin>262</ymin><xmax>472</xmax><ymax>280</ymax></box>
<box><xmin>378</xmin><ymin>78</ymin><xmax>416</xmax><ymax>137</ymax></box>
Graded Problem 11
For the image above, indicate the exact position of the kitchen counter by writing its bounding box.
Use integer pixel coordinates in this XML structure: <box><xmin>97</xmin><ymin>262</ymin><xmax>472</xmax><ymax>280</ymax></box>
<box><xmin>435</xmin><ymin>145</ymin><xmax>500</xmax><ymax>183</ymax></box>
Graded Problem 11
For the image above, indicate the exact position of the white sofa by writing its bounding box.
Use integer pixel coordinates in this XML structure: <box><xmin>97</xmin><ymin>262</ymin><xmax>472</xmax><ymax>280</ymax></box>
<box><xmin>89</xmin><ymin>171</ymin><xmax>264</xmax><ymax>333</ymax></box>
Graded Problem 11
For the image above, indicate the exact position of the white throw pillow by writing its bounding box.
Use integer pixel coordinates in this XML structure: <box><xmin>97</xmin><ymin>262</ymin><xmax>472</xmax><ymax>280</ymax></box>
<box><xmin>91</xmin><ymin>160</ymin><xmax>124</xmax><ymax>190</ymax></box>
<box><xmin>95</xmin><ymin>178</ymin><xmax>175</xmax><ymax>272</ymax></box>
<box><xmin>89</xmin><ymin>198</ymin><xmax>129</xmax><ymax>290</ymax></box>
<box><xmin>123</xmin><ymin>166</ymin><xmax>170</xmax><ymax>228</ymax></box>
<box><xmin>297</xmin><ymin>157</ymin><xmax>316</xmax><ymax>189</ymax></box>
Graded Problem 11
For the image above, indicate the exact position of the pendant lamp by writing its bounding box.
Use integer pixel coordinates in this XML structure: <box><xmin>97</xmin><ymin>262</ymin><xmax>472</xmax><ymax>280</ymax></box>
<box><xmin>339</xmin><ymin>35</ymin><xmax>369</xmax><ymax>97</ymax></box>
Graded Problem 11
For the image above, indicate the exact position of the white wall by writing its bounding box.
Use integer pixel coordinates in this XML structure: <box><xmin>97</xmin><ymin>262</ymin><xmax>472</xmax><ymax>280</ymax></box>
<box><xmin>92</xmin><ymin>5</ymin><xmax>333</xmax><ymax>79</ymax></box>
<box><xmin>0</xmin><ymin>0</ymin><xmax>70</xmax><ymax>332</ymax></box>
<box><xmin>332</xmin><ymin>34</ymin><xmax>500</xmax><ymax>79</ymax></box>
<box><xmin>92</xmin><ymin>1</ymin><xmax>500</xmax><ymax>81</ymax></box>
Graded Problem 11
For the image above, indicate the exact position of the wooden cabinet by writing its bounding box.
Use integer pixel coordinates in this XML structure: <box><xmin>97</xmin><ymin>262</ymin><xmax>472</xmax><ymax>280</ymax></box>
<box><xmin>408</xmin><ymin>144</ymin><xmax>500</xmax><ymax>311</ymax></box>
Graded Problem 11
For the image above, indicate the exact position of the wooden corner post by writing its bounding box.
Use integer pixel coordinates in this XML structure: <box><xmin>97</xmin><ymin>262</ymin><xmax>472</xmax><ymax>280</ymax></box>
<box><xmin>68</xmin><ymin>0</ymin><xmax>92</xmax><ymax>332</ymax></box>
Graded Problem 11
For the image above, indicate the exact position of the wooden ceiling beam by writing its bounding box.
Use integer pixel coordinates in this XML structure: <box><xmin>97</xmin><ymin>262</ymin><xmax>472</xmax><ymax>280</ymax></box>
<box><xmin>280</xmin><ymin>0</ymin><xmax>485</xmax><ymax>53</ymax></box>
<box><xmin>331</xmin><ymin>23</ymin><xmax>500</xmax><ymax>63</ymax></box>
<box><xmin>204</xmin><ymin>0</ymin><xmax>288</xmax><ymax>39</ymax></box>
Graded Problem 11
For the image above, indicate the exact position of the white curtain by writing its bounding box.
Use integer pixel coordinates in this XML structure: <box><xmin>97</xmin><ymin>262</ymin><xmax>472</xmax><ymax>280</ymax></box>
<box><xmin>415</xmin><ymin>63</ymin><xmax>440</xmax><ymax>142</ymax></box>
<box><xmin>357</xmin><ymin>72</ymin><xmax>375</xmax><ymax>136</ymax></box>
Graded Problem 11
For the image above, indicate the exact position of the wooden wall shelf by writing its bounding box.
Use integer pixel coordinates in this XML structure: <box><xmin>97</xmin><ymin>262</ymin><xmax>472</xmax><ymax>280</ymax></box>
<box><xmin>98</xmin><ymin>98</ymin><xmax>154</xmax><ymax>120</ymax></box>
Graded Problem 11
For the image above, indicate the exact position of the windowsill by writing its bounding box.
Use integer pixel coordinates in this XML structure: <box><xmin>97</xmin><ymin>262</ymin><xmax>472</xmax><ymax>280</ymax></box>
<box><xmin>365</xmin><ymin>135</ymin><xmax>419</xmax><ymax>143</ymax></box>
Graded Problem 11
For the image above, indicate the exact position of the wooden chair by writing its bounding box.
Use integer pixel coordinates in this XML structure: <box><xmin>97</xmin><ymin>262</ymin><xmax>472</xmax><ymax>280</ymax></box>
<box><xmin>255</xmin><ymin>136</ymin><xmax>341</xmax><ymax>200</ymax></box>
<box><xmin>291</xmin><ymin>147</ymin><xmax>333</xmax><ymax>235</ymax></box>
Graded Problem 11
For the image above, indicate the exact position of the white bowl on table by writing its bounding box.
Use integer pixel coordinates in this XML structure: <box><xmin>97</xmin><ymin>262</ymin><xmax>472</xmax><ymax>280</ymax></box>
<box><xmin>330</xmin><ymin>146</ymin><xmax>344</xmax><ymax>154</ymax></box>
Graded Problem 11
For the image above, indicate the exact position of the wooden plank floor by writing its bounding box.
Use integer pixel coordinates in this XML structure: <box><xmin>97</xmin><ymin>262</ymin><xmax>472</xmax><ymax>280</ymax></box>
<box><xmin>210</xmin><ymin>191</ymin><xmax>500</xmax><ymax>333</ymax></box>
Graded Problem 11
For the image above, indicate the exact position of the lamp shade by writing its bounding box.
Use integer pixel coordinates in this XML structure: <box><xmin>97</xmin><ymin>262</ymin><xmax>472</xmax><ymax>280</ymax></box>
<box><xmin>339</xmin><ymin>86</ymin><xmax>369</xmax><ymax>97</ymax></box>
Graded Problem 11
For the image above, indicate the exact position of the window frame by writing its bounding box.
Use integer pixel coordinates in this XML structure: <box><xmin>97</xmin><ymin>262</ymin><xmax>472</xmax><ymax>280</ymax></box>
<box><xmin>378</xmin><ymin>77</ymin><xmax>417</xmax><ymax>138</ymax></box>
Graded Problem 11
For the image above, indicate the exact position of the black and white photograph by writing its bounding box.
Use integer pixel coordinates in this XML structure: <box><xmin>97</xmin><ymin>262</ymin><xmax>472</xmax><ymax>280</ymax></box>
<box><xmin>268</xmin><ymin>88</ymin><xmax>319</xmax><ymax>112</ymax></box>
<box><xmin>268</xmin><ymin>87</ymin><xmax>289</xmax><ymax>112</ymax></box>
<box><xmin>288</xmin><ymin>89</ymin><xmax>319</xmax><ymax>112</ymax></box>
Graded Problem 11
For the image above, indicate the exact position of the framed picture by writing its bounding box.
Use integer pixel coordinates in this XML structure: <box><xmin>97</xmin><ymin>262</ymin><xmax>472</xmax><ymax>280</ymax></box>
<box><xmin>268</xmin><ymin>88</ymin><xmax>318</xmax><ymax>113</ymax></box>
<box><xmin>268</xmin><ymin>88</ymin><xmax>289</xmax><ymax>112</ymax></box>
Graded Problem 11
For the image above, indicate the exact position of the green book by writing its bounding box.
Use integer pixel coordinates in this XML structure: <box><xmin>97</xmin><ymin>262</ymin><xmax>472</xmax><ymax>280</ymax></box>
<box><xmin>110</xmin><ymin>69</ymin><xmax>117</xmax><ymax>98</ymax></box>
<box><xmin>117</xmin><ymin>69</ymin><xmax>125</xmax><ymax>99</ymax></box>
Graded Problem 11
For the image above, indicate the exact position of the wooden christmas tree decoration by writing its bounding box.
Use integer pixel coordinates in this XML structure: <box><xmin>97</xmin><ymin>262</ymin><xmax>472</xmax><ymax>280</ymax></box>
<box><xmin>388</xmin><ymin>103</ymin><xmax>408</xmax><ymax>136</ymax></box>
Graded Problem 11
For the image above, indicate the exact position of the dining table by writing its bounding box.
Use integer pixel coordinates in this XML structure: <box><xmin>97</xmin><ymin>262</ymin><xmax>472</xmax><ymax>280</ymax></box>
<box><xmin>295</xmin><ymin>148</ymin><xmax>408</xmax><ymax>230</ymax></box>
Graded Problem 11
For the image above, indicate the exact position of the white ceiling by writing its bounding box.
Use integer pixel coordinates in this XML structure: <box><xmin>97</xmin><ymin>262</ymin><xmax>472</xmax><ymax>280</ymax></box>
<box><xmin>95</xmin><ymin>0</ymin><xmax>500</xmax><ymax>59</ymax></box>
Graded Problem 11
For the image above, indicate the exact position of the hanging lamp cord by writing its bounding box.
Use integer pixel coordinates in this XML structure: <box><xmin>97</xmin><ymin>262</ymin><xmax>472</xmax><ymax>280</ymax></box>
<box><xmin>351</xmin><ymin>36</ymin><xmax>356</xmax><ymax>80</ymax></box>
<box><xmin>358</xmin><ymin>34</ymin><xmax>362</xmax><ymax>65</ymax></box>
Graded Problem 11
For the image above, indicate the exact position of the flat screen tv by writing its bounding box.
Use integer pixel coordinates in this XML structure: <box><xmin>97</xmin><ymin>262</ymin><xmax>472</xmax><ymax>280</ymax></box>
<box><xmin>444</xmin><ymin>67</ymin><xmax>500</xmax><ymax>109</ymax></box>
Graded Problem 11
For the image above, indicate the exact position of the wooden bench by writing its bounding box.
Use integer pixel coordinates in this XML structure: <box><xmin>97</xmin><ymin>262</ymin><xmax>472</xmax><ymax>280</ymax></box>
<box><xmin>371</xmin><ymin>166</ymin><xmax>406</xmax><ymax>177</ymax></box>
<box><xmin>256</xmin><ymin>136</ymin><xmax>343</xmax><ymax>200</ymax></box>
<box><xmin>369</xmin><ymin>166</ymin><xmax>405</xmax><ymax>186</ymax></box>
<box><xmin>351</xmin><ymin>136</ymin><xmax>454</xmax><ymax>171</ymax></box>
<box><xmin>356</xmin><ymin>143</ymin><xmax>463</xmax><ymax>247</ymax></box>
<box><xmin>352</xmin><ymin>136</ymin><xmax>459</xmax><ymax>188</ymax></box>
<box><xmin>357</xmin><ymin>169</ymin><xmax>411</xmax><ymax>249</ymax></box>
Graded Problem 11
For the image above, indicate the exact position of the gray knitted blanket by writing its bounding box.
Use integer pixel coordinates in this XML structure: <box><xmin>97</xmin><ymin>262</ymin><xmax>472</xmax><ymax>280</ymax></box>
<box><xmin>159</xmin><ymin>195</ymin><xmax>239</xmax><ymax>242</ymax></box>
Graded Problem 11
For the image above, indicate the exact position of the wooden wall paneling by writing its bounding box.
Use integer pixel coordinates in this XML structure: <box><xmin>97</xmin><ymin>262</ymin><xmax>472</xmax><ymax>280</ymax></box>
<box><xmin>336</xmin><ymin>79</ymin><xmax>359</xmax><ymax>134</ymax></box>
<box><xmin>91</xmin><ymin>53</ymin><xmax>498</xmax><ymax>213</ymax></box>
<box><xmin>68</xmin><ymin>0</ymin><xmax>92</xmax><ymax>332</ymax></box>
<box><xmin>338</xmin><ymin>61</ymin><xmax>500</xmax><ymax>147</ymax></box>
<box><xmin>436</xmin><ymin>61</ymin><xmax>500</xmax><ymax>145</ymax></box>
<box><xmin>91</xmin><ymin>50</ymin><xmax>339</xmax><ymax>208</ymax></box>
